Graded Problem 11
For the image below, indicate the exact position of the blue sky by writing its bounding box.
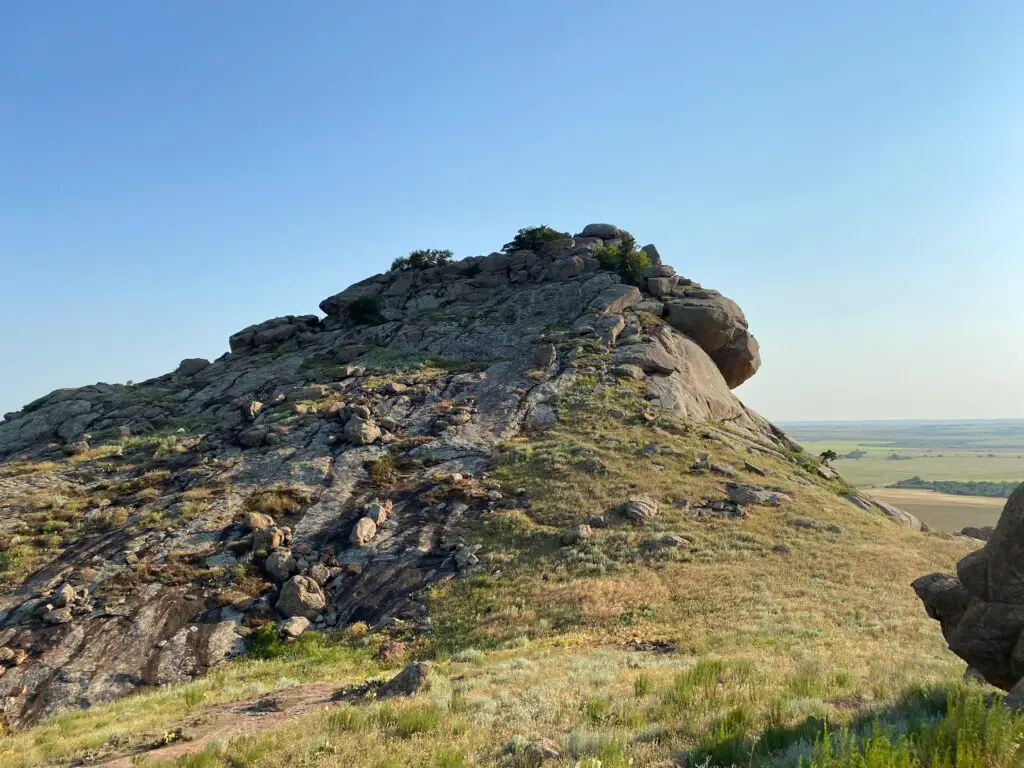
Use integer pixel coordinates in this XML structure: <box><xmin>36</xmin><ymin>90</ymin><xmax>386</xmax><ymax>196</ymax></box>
<box><xmin>1</xmin><ymin>1</ymin><xmax>1021</xmax><ymax>420</ymax></box>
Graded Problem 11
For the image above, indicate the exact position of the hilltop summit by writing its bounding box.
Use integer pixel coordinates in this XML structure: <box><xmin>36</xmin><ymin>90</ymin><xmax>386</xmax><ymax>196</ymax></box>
<box><xmin>0</xmin><ymin>225</ymin><xmax>932</xmax><ymax>741</ymax></box>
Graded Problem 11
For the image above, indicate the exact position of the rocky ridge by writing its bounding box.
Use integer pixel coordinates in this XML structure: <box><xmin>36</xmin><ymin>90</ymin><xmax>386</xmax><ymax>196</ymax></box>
<box><xmin>0</xmin><ymin>223</ymin><xmax>799</xmax><ymax>726</ymax></box>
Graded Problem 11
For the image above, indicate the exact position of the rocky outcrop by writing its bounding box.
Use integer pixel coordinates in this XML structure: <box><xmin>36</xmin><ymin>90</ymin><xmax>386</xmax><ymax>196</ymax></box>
<box><xmin>0</xmin><ymin>222</ymin><xmax>787</xmax><ymax>727</ymax></box>
<box><xmin>913</xmin><ymin>484</ymin><xmax>1024</xmax><ymax>691</ymax></box>
<box><xmin>663</xmin><ymin>291</ymin><xmax>760</xmax><ymax>388</ymax></box>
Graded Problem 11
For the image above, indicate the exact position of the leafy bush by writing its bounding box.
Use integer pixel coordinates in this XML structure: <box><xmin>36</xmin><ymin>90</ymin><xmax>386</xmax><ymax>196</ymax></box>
<box><xmin>390</xmin><ymin>249</ymin><xmax>454</xmax><ymax>272</ymax></box>
<box><xmin>347</xmin><ymin>295</ymin><xmax>382</xmax><ymax>325</ymax></box>
<box><xmin>595</xmin><ymin>233</ymin><xmax>650</xmax><ymax>286</ymax></box>
<box><xmin>502</xmin><ymin>225</ymin><xmax>570</xmax><ymax>253</ymax></box>
<box><xmin>247</xmin><ymin>624</ymin><xmax>328</xmax><ymax>660</ymax></box>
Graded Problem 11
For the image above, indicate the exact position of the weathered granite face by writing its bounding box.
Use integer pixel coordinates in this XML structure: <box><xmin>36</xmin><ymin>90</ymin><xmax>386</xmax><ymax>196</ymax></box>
<box><xmin>914</xmin><ymin>484</ymin><xmax>1024</xmax><ymax>691</ymax></box>
<box><xmin>0</xmin><ymin>224</ymin><xmax>780</xmax><ymax>726</ymax></box>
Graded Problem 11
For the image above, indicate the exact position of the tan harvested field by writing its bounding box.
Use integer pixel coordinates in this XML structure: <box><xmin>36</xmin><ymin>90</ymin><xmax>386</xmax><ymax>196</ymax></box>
<box><xmin>868</xmin><ymin>487</ymin><xmax>1005</xmax><ymax>533</ymax></box>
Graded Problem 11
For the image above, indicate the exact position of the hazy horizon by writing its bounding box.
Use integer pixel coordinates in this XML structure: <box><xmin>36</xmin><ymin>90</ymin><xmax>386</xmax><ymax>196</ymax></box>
<box><xmin>2</xmin><ymin>2</ymin><xmax>1022</xmax><ymax>422</ymax></box>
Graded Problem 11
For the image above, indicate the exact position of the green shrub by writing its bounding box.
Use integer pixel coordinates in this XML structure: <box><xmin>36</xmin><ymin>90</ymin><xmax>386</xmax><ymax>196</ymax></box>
<box><xmin>247</xmin><ymin>625</ymin><xmax>328</xmax><ymax>660</ymax></box>
<box><xmin>584</xmin><ymin>696</ymin><xmax>611</xmax><ymax>723</ymax></box>
<box><xmin>376</xmin><ymin>704</ymin><xmax>441</xmax><ymax>737</ymax></box>
<box><xmin>502</xmin><ymin>225</ymin><xmax>570</xmax><ymax>253</ymax></box>
<box><xmin>596</xmin><ymin>233</ymin><xmax>650</xmax><ymax>286</ymax></box>
<box><xmin>391</xmin><ymin>249</ymin><xmax>454</xmax><ymax>272</ymax></box>
<box><xmin>432</xmin><ymin>748</ymin><xmax>468</xmax><ymax>768</ymax></box>
<box><xmin>347</xmin><ymin>295</ymin><xmax>382</xmax><ymax>325</ymax></box>
<box><xmin>453</xmin><ymin>648</ymin><xmax>486</xmax><ymax>665</ymax></box>
<box><xmin>182</xmin><ymin>686</ymin><xmax>206</xmax><ymax>710</ymax></box>
<box><xmin>634</xmin><ymin>672</ymin><xmax>654</xmax><ymax>697</ymax></box>
<box><xmin>367</xmin><ymin>453</ymin><xmax>400</xmax><ymax>486</ymax></box>
<box><xmin>326</xmin><ymin>706</ymin><xmax>368</xmax><ymax>733</ymax></box>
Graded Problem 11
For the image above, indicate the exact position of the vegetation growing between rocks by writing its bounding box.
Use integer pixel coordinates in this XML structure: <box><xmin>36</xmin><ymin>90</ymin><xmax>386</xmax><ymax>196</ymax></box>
<box><xmin>346</xmin><ymin>295</ymin><xmax>382</xmax><ymax>325</ymax></box>
<box><xmin>501</xmin><ymin>225</ymin><xmax>569</xmax><ymax>253</ymax></box>
<box><xmin>595</xmin><ymin>234</ymin><xmax>651</xmax><ymax>286</ymax></box>
<box><xmin>390</xmin><ymin>249</ymin><xmax>454</xmax><ymax>272</ymax></box>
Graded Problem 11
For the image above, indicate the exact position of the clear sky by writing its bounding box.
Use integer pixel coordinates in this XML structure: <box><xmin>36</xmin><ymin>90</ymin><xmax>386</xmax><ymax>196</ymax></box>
<box><xmin>2</xmin><ymin>1</ymin><xmax>1022</xmax><ymax>421</ymax></box>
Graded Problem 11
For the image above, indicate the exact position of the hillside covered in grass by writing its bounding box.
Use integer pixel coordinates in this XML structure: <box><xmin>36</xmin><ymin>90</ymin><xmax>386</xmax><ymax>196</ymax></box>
<box><xmin>0</xmin><ymin>224</ymin><xmax>1004</xmax><ymax>767</ymax></box>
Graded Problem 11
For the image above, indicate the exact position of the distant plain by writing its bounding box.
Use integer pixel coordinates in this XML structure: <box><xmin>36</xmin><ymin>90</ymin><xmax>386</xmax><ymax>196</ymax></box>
<box><xmin>782</xmin><ymin>420</ymin><xmax>1024</xmax><ymax>532</ymax></box>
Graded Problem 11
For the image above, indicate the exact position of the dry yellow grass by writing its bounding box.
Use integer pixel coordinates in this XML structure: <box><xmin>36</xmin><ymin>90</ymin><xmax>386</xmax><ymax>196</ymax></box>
<box><xmin>0</xmin><ymin>376</ymin><xmax>983</xmax><ymax>767</ymax></box>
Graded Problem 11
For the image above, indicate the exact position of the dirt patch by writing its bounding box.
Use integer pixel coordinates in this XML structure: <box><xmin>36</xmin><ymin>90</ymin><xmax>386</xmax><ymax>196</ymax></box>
<box><xmin>95</xmin><ymin>682</ymin><xmax>349</xmax><ymax>767</ymax></box>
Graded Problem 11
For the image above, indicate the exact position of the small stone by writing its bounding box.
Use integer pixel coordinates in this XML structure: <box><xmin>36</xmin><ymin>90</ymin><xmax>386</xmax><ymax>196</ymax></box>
<box><xmin>608</xmin><ymin>408</ymin><xmax>626</xmax><ymax>419</ymax></box>
<box><xmin>622</xmin><ymin>495</ymin><xmax>659</xmax><ymax>524</ymax></box>
<box><xmin>486</xmin><ymin>490</ymin><xmax>503</xmax><ymax>502</ymax></box>
<box><xmin>43</xmin><ymin>608</ymin><xmax>73</xmax><ymax>625</ymax></box>
<box><xmin>350</xmin><ymin>517</ymin><xmax>378</xmax><ymax>547</ymax></box>
<box><xmin>242</xmin><ymin>401</ymin><xmax>263</xmax><ymax>421</ymax></box>
<box><xmin>384</xmin><ymin>382</ymin><xmax>408</xmax><ymax>395</ymax></box>
<box><xmin>524</xmin><ymin>738</ymin><xmax>562</xmax><ymax>762</ymax></box>
<box><xmin>824</xmin><ymin>523</ymin><xmax>845</xmax><ymax>535</ymax></box>
<box><xmin>276</xmin><ymin>575</ymin><xmax>326</xmax><ymax>619</ymax></box>
<box><xmin>585</xmin><ymin>514</ymin><xmax>607</xmax><ymax>528</ymax></box>
<box><xmin>377</xmin><ymin>641</ymin><xmax>408</xmax><ymax>663</ymax></box>
<box><xmin>307</xmin><ymin>562</ymin><xmax>331</xmax><ymax>586</ymax></box>
<box><xmin>0</xmin><ymin>648</ymin><xmax>16</xmax><ymax>664</ymax></box>
<box><xmin>380</xmin><ymin>662</ymin><xmax>432</xmax><ymax>697</ymax></box>
<box><xmin>344</xmin><ymin>416</ymin><xmax>381</xmax><ymax>445</ymax></box>
<box><xmin>743</xmin><ymin>460</ymin><xmax>768</xmax><ymax>476</ymax></box>
<box><xmin>533</xmin><ymin>343</ymin><xmax>557</xmax><ymax>368</ymax></box>
<box><xmin>612</xmin><ymin>364</ymin><xmax>646</xmax><ymax>381</ymax></box>
<box><xmin>264</xmin><ymin>550</ymin><xmax>297</xmax><ymax>582</ymax></box>
<box><xmin>454</xmin><ymin>546</ymin><xmax>479</xmax><ymax>569</ymax></box>
<box><xmin>62</xmin><ymin>441</ymin><xmax>89</xmax><ymax>456</ymax></box>
<box><xmin>252</xmin><ymin>527</ymin><xmax>284</xmax><ymax>552</ymax></box>
<box><xmin>560</xmin><ymin>524</ymin><xmax>593</xmax><ymax>546</ymax></box>
<box><xmin>53</xmin><ymin>583</ymin><xmax>76</xmax><ymax>608</ymax></box>
<box><xmin>365</xmin><ymin>499</ymin><xmax>392</xmax><ymax>524</ymax></box>
<box><xmin>655</xmin><ymin>534</ymin><xmax>687</xmax><ymax>548</ymax></box>
<box><xmin>280</xmin><ymin>616</ymin><xmax>310</xmax><ymax>638</ymax></box>
<box><xmin>772</xmin><ymin>543</ymin><xmax>792</xmax><ymax>556</ymax></box>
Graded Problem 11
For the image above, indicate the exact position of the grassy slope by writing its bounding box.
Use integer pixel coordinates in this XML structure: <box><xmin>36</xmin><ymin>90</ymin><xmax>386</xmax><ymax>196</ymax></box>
<box><xmin>0</xmin><ymin>378</ymin><xmax>1006</xmax><ymax>768</ymax></box>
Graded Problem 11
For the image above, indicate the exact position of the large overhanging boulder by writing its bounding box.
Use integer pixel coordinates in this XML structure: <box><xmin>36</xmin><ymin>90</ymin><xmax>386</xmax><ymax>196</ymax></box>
<box><xmin>662</xmin><ymin>291</ymin><xmax>760</xmax><ymax>388</ymax></box>
<box><xmin>913</xmin><ymin>483</ymin><xmax>1024</xmax><ymax>691</ymax></box>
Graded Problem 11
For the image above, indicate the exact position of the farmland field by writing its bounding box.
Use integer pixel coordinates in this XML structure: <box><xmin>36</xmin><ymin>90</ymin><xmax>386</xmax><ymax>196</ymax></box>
<box><xmin>781</xmin><ymin>419</ymin><xmax>1024</xmax><ymax>531</ymax></box>
<box><xmin>866</xmin><ymin>487</ymin><xmax>1004</xmax><ymax>533</ymax></box>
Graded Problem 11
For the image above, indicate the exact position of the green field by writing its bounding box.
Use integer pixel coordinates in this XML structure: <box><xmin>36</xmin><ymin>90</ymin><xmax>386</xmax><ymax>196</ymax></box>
<box><xmin>781</xmin><ymin>420</ymin><xmax>1024</xmax><ymax>531</ymax></box>
<box><xmin>782</xmin><ymin>419</ymin><xmax>1024</xmax><ymax>488</ymax></box>
<box><xmin>794</xmin><ymin>445</ymin><xmax>1024</xmax><ymax>488</ymax></box>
